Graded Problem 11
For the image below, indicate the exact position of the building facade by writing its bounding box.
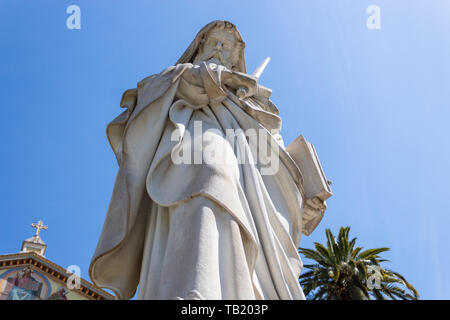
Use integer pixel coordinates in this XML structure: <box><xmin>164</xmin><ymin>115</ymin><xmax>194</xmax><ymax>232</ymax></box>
<box><xmin>0</xmin><ymin>221</ymin><xmax>113</xmax><ymax>300</ymax></box>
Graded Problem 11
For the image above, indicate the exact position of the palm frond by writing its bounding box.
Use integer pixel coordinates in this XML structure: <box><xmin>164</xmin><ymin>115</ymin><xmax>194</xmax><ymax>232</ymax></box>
<box><xmin>298</xmin><ymin>226</ymin><xmax>419</xmax><ymax>300</ymax></box>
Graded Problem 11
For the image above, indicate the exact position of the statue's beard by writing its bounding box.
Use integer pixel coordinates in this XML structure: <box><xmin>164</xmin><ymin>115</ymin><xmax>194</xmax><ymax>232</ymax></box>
<box><xmin>207</xmin><ymin>51</ymin><xmax>223</xmax><ymax>63</ymax></box>
<box><xmin>200</xmin><ymin>50</ymin><xmax>231</xmax><ymax>68</ymax></box>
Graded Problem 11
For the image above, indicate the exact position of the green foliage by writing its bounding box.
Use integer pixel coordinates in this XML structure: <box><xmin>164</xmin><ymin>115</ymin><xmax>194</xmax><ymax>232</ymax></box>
<box><xmin>299</xmin><ymin>226</ymin><xmax>419</xmax><ymax>300</ymax></box>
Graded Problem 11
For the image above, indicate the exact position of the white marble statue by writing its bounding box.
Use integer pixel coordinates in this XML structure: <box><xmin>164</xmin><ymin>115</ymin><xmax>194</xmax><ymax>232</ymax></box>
<box><xmin>89</xmin><ymin>20</ymin><xmax>331</xmax><ymax>300</ymax></box>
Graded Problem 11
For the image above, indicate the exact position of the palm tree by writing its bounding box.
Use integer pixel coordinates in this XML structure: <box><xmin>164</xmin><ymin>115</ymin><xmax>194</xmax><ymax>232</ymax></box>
<box><xmin>299</xmin><ymin>226</ymin><xmax>418</xmax><ymax>300</ymax></box>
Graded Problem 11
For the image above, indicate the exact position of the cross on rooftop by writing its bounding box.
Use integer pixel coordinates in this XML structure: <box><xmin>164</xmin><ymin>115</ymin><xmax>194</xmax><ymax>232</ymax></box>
<box><xmin>31</xmin><ymin>220</ymin><xmax>48</xmax><ymax>238</ymax></box>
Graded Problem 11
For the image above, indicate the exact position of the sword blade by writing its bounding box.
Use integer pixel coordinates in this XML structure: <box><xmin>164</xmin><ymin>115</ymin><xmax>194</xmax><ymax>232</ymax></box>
<box><xmin>252</xmin><ymin>57</ymin><xmax>270</xmax><ymax>79</ymax></box>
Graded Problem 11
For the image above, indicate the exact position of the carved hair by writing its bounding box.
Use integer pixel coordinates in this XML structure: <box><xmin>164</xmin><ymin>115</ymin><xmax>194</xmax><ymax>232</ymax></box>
<box><xmin>176</xmin><ymin>20</ymin><xmax>246</xmax><ymax>73</ymax></box>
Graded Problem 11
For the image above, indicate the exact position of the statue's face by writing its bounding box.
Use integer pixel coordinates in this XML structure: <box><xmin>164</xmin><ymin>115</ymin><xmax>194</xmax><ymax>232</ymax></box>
<box><xmin>194</xmin><ymin>27</ymin><xmax>239</xmax><ymax>69</ymax></box>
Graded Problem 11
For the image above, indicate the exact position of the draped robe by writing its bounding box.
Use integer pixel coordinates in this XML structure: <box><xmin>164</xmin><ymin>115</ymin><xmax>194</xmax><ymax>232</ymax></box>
<box><xmin>89</xmin><ymin>62</ymin><xmax>315</xmax><ymax>300</ymax></box>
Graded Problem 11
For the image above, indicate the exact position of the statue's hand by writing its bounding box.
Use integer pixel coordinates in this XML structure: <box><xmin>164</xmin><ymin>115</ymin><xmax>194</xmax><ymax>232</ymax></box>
<box><xmin>181</xmin><ymin>63</ymin><xmax>203</xmax><ymax>86</ymax></box>
<box><xmin>221</xmin><ymin>69</ymin><xmax>257</xmax><ymax>99</ymax></box>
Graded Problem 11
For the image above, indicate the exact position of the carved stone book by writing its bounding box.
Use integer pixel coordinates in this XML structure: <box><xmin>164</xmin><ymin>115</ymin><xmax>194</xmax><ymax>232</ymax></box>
<box><xmin>286</xmin><ymin>135</ymin><xmax>332</xmax><ymax>201</ymax></box>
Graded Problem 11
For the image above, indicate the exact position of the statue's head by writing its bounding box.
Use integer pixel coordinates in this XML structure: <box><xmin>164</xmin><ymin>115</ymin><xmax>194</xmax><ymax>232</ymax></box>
<box><xmin>177</xmin><ymin>21</ymin><xmax>246</xmax><ymax>72</ymax></box>
<box><xmin>192</xmin><ymin>23</ymin><xmax>244</xmax><ymax>70</ymax></box>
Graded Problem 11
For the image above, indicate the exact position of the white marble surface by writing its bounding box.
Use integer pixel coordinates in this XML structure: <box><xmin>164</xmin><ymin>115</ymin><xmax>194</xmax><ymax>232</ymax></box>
<box><xmin>89</xmin><ymin>20</ymin><xmax>330</xmax><ymax>300</ymax></box>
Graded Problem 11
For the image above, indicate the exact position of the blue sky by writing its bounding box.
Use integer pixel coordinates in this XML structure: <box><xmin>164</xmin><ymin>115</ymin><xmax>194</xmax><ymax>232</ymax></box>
<box><xmin>1</xmin><ymin>0</ymin><xmax>449</xmax><ymax>299</ymax></box>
